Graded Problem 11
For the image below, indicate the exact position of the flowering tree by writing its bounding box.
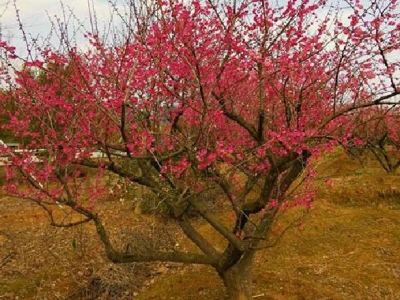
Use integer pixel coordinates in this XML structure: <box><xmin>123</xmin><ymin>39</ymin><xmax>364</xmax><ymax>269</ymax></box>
<box><xmin>1</xmin><ymin>0</ymin><xmax>400</xmax><ymax>298</ymax></box>
<box><xmin>347</xmin><ymin>105</ymin><xmax>400</xmax><ymax>174</ymax></box>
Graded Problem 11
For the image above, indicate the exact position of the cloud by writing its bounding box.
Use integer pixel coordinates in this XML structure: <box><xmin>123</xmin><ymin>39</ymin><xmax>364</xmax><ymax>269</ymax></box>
<box><xmin>0</xmin><ymin>0</ymin><xmax>124</xmax><ymax>56</ymax></box>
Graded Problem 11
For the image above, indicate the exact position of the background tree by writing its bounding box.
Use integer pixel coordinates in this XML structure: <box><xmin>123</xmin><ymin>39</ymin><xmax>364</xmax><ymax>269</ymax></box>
<box><xmin>346</xmin><ymin>106</ymin><xmax>400</xmax><ymax>174</ymax></box>
<box><xmin>1</xmin><ymin>0</ymin><xmax>400</xmax><ymax>298</ymax></box>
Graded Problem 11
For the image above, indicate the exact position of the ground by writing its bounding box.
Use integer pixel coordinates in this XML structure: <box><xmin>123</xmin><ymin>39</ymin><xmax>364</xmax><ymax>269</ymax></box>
<box><xmin>1</xmin><ymin>149</ymin><xmax>400</xmax><ymax>299</ymax></box>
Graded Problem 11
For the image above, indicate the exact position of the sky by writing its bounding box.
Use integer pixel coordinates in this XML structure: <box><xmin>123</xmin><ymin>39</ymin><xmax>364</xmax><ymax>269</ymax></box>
<box><xmin>0</xmin><ymin>0</ymin><xmax>398</xmax><ymax>59</ymax></box>
<box><xmin>0</xmin><ymin>0</ymin><xmax>370</xmax><ymax>53</ymax></box>
<box><xmin>0</xmin><ymin>0</ymin><xmax>125</xmax><ymax>57</ymax></box>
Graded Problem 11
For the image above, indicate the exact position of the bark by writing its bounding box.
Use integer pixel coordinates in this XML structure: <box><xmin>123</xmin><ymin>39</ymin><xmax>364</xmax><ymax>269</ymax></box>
<box><xmin>221</xmin><ymin>251</ymin><xmax>255</xmax><ymax>300</ymax></box>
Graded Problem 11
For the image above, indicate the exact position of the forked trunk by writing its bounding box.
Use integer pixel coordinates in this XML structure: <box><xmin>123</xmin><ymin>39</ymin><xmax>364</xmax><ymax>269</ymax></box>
<box><xmin>221</xmin><ymin>251</ymin><xmax>255</xmax><ymax>300</ymax></box>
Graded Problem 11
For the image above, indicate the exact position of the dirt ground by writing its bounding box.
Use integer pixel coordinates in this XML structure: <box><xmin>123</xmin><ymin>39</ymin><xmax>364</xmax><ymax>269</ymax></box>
<box><xmin>1</xmin><ymin>150</ymin><xmax>400</xmax><ymax>299</ymax></box>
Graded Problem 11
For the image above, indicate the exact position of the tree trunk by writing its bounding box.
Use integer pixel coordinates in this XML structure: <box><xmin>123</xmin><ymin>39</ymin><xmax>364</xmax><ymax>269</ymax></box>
<box><xmin>221</xmin><ymin>251</ymin><xmax>255</xmax><ymax>300</ymax></box>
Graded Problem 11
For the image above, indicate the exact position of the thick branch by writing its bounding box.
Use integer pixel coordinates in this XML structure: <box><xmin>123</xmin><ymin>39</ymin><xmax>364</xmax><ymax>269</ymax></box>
<box><xmin>90</xmin><ymin>212</ymin><xmax>216</xmax><ymax>265</ymax></box>
<box><xmin>177</xmin><ymin>216</ymin><xmax>221</xmax><ymax>261</ymax></box>
<box><xmin>187</xmin><ymin>197</ymin><xmax>246</xmax><ymax>252</ymax></box>
<box><xmin>78</xmin><ymin>159</ymin><xmax>158</xmax><ymax>189</ymax></box>
<box><xmin>212</xmin><ymin>92</ymin><xmax>260</xmax><ymax>142</ymax></box>
<box><xmin>317</xmin><ymin>92</ymin><xmax>400</xmax><ymax>132</ymax></box>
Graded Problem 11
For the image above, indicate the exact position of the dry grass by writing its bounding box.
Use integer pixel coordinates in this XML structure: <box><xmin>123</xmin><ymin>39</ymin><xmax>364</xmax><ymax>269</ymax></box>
<box><xmin>1</xmin><ymin>149</ymin><xmax>400</xmax><ymax>299</ymax></box>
